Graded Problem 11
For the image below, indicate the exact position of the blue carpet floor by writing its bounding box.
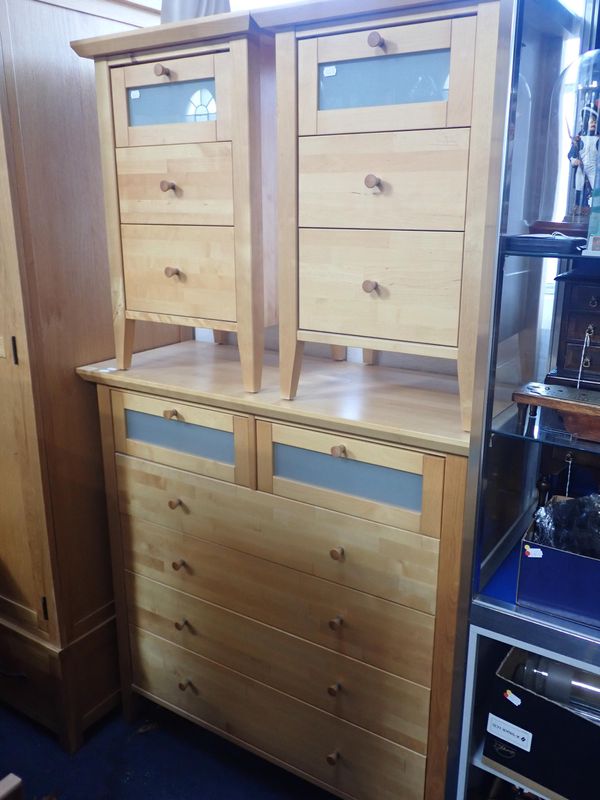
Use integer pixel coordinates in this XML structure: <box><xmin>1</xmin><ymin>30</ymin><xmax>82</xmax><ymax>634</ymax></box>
<box><xmin>0</xmin><ymin>701</ymin><xmax>334</xmax><ymax>799</ymax></box>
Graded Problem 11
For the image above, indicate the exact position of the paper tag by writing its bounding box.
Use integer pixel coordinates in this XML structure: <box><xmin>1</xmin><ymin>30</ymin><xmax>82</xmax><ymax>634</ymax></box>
<box><xmin>322</xmin><ymin>66</ymin><xmax>337</xmax><ymax>77</ymax></box>
<box><xmin>524</xmin><ymin>545</ymin><xmax>543</xmax><ymax>558</ymax></box>
<box><xmin>503</xmin><ymin>689</ymin><xmax>522</xmax><ymax>707</ymax></box>
<box><xmin>130</xmin><ymin>89</ymin><xmax>140</xmax><ymax>99</ymax></box>
<box><xmin>487</xmin><ymin>713</ymin><xmax>532</xmax><ymax>752</ymax></box>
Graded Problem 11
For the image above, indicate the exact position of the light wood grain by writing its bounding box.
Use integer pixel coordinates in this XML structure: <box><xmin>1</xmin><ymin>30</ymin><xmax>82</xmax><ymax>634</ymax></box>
<box><xmin>127</xmin><ymin>572</ymin><xmax>431</xmax><ymax>752</ymax></box>
<box><xmin>131</xmin><ymin>628</ymin><xmax>427</xmax><ymax>800</ymax></box>
<box><xmin>256</xmin><ymin>419</ymin><xmax>274</xmax><ymax>492</ymax></box>
<box><xmin>319</xmin><ymin>18</ymin><xmax>451</xmax><ymax>61</ymax></box>
<box><xmin>121</xmin><ymin>509</ymin><xmax>435</xmax><ymax>682</ymax></box>
<box><xmin>121</xmin><ymin>225</ymin><xmax>236</xmax><ymax>321</ymax></box>
<box><xmin>298</xmin><ymin>331</ymin><xmax>459</xmax><ymax>361</ymax></box>
<box><xmin>447</xmin><ymin>16</ymin><xmax>476</xmax><ymax>127</ymax></box>
<box><xmin>298</xmin><ymin>37</ymin><xmax>317</xmax><ymax>135</ymax></box>
<box><xmin>125</xmin><ymin>311</ymin><xmax>237</xmax><ymax>330</ymax></box>
<box><xmin>299</xmin><ymin>229</ymin><xmax>463</xmax><ymax>347</ymax></box>
<box><xmin>117</xmin><ymin>455</ymin><xmax>440</xmax><ymax>611</ymax></box>
<box><xmin>214</xmin><ymin>50</ymin><xmax>233</xmax><ymax>142</ymax></box>
<box><xmin>116</xmin><ymin>142</ymin><xmax>233</xmax><ymax>225</ymax></box>
<box><xmin>233</xmin><ymin>414</ymin><xmax>257</xmax><ymax>489</ymax></box>
<box><xmin>298</xmin><ymin>130</ymin><xmax>470</xmax><ymax>231</ymax></box>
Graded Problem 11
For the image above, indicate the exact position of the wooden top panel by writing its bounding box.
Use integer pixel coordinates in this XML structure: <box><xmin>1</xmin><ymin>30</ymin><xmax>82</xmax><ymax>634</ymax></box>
<box><xmin>76</xmin><ymin>341</ymin><xmax>468</xmax><ymax>455</ymax></box>
<box><xmin>71</xmin><ymin>10</ymin><xmax>255</xmax><ymax>59</ymax></box>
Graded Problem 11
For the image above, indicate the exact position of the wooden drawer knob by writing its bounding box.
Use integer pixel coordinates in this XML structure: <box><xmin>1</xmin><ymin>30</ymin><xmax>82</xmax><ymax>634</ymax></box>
<box><xmin>154</xmin><ymin>63</ymin><xmax>171</xmax><ymax>77</ymax></box>
<box><xmin>174</xmin><ymin>618</ymin><xmax>188</xmax><ymax>631</ymax></box>
<box><xmin>326</xmin><ymin>751</ymin><xmax>340</xmax><ymax>766</ymax></box>
<box><xmin>364</xmin><ymin>174</ymin><xmax>381</xmax><ymax>190</ymax></box>
<box><xmin>367</xmin><ymin>31</ymin><xmax>385</xmax><ymax>48</ymax></box>
<box><xmin>178</xmin><ymin>679</ymin><xmax>192</xmax><ymax>692</ymax></box>
<box><xmin>327</xmin><ymin>682</ymin><xmax>342</xmax><ymax>697</ymax></box>
<box><xmin>160</xmin><ymin>180</ymin><xmax>177</xmax><ymax>192</ymax></box>
<box><xmin>168</xmin><ymin>499</ymin><xmax>183</xmax><ymax>510</ymax></box>
<box><xmin>164</xmin><ymin>266</ymin><xmax>182</xmax><ymax>279</ymax></box>
<box><xmin>163</xmin><ymin>409</ymin><xmax>180</xmax><ymax>420</ymax></box>
<box><xmin>329</xmin><ymin>546</ymin><xmax>345</xmax><ymax>561</ymax></box>
<box><xmin>362</xmin><ymin>280</ymin><xmax>379</xmax><ymax>294</ymax></box>
<box><xmin>330</xmin><ymin>445</ymin><xmax>347</xmax><ymax>458</ymax></box>
<box><xmin>329</xmin><ymin>615</ymin><xmax>344</xmax><ymax>631</ymax></box>
<box><xmin>171</xmin><ymin>559</ymin><xmax>186</xmax><ymax>571</ymax></box>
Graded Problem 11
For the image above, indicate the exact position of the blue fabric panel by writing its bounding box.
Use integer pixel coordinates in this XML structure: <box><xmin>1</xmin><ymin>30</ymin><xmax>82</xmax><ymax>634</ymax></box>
<box><xmin>273</xmin><ymin>443</ymin><xmax>422</xmax><ymax>511</ymax></box>
<box><xmin>517</xmin><ymin>538</ymin><xmax>600</xmax><ymax>628</ymax></box>
<box><xmin>318</xmin><ymin>49</ymin><xmax>450</xmax><ymax>111</ymax></box>
<box><xmin>125</xmin><ymin>409</ymin><xmax>234</xmax><ymax>464</ymax></box>
<box><xmin>127</xmin><ymin>78</ymin><xmax>217</xmax><ymax>126</ymax></box>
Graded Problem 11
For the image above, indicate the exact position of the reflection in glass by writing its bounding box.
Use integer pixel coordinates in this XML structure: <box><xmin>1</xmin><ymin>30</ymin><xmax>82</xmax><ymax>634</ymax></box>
<box><xmin>318</xmin><ymin>49</ymin><xmax>450</xmax><ymax>111</ymax></box>
<box><xmin>127</xmin><ymin>78</ymin><xmax>217</xmax><ymax>127</ymax></box>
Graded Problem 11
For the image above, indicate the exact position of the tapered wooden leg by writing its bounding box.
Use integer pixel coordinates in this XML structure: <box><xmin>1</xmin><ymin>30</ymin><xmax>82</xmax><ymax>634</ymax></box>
<box><xmin>363</xmin><ymin>349</ymin><xmax>379</xmax><ymax>366</ymax></box>
<box><xmin>116</xmin><ymin>317</ymin><xmax>135</xmax><ymax>370</ymax></box>
<box><xmin>280</xmin><ymin>338</ymin><xmax>304</xmax><ymax>400</ymax></box>
<box><xmin>213</xmin><ymin>330</ymin><xmax>228</xmax><ymax>345</ymax></box>
<box><xmin>237</xmin><ymin>324</ymin><xmax>263</xmax><ymax>393</ymax></box>
<box><xmin>331</xmin><ymin>345</ymin><xmax>347</xmax><ymax>361</ymax></box>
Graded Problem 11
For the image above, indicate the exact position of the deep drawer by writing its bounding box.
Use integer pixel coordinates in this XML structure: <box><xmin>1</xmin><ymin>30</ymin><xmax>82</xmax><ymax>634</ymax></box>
<box><xmin>131</xmin><ymin>628</ymin><xmax>427</xmax><ymax>800</ymax></box>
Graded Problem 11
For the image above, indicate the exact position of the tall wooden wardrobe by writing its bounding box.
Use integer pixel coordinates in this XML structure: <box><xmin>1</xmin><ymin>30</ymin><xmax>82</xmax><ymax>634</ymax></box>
<box><xmin>0</xmin><ymin>0</ymin><xmax>187</xmax><ymax>750</ymax></box>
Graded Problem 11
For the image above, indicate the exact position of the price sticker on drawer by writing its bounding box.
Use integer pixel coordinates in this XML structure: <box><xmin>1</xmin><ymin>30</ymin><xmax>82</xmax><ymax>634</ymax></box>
<box><xmin>130</xmin><ymin>90</ymin><xmax>140</xmax><ymax>100</ymax></box>
<box><xmin>322</xmin><ymin>66</ymin><xmax>337</xmax><ymax>78</ymax></box>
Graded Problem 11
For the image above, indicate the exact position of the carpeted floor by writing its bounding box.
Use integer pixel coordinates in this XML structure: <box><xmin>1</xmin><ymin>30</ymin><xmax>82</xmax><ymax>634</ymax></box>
<box><xmin>0</xmin><ymin>701</ymin><xmax>334</xmax><ymax>799</ymax></box>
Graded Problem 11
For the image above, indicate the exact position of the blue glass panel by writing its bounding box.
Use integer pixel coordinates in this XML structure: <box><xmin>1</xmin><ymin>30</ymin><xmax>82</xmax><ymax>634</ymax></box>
<box><xmin>125</xmin><ymin>409</ymin><xmax>234</xmax><ymax>464</ymax></box>
<box><xmin>127</xmin><ymin>78</ymin><xmax>217</xmax><ymax>127</ymax></box>
<box><xmin>273</xmin><ymin>444</ymin><xmax>422</xmax><ymax>511</ymax></box>
<box><xmin>318</xmin><ymin>50</ymin><xmax>450</xmax><ymax>111</ymax></box>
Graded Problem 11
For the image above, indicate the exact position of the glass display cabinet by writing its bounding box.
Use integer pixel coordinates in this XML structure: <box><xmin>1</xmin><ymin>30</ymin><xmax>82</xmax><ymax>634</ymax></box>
<box><xmin>456</xmin><ymin>0</ymin><xmax>600</xmax><ymax>797</ymax></box>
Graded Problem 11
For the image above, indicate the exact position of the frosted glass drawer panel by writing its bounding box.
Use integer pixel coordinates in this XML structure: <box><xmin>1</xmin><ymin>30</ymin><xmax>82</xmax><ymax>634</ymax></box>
<box><xmin>111</xmin><ymin>52</ymin><xmax>231</xmax><ymax>146</ymax></box>
<box><xmin>298</xmin><ymin>17</ymin><xmax>476</xmax><ymax>135</ymax></box>
<box><xmin>111</xmin><ymin>391</ymin><xmax>254</xmax><ymax>486</ymax></box>
<box><xmin>259</xmin><ymin>422</ymin><xmax>444</xmax><ymax>536</ymax></box>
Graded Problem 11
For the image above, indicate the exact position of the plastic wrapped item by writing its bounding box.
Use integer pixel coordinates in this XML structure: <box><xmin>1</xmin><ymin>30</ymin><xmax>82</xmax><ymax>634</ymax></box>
<box><xmin>532</xmin><ymin>494</ymin><xmax>600</xmax><ymax>557</ymax></box>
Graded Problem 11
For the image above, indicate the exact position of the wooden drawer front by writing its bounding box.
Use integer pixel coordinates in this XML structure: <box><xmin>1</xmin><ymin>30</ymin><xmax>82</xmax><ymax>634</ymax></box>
<box><xmin>122</xmin><ymin>514</ymin><xmax>435</xmax><ymax>684</ymax></box>
<box><xmin>299</xmin><ymin>229</ymin><xmax>463</xmax><ymax>347</ymax></box>
<box><xmin>117</xmin><ymin>455</ymin><xmax>439</xmax><ymax>612</ymax></box>
<box><xmin>111</xmin><ymin>52</ymin><xmax>231</xmax><ymax>147</ymax></box>
<box><xmin>299</xmin><ymin>130</ymin><xmax>469</xmax><ymax>231</ymax></box>
<box><xmin>131</xmin><ymin>628</ymin><xmax>427</xmax><ymax>800</ymax></box>
<box><xmin>564</xmin><ymin>343</ymin><xmax>600</xmax><ymax>376</ymax></box>
<box><xmin>565</xmin><ymin>313</ymin><xmax>600</xmax><ymax>345</ymax></box>
<box><xmin>116</xmin><ymin>143</ymin><xmax>233</xmax><ymax>225</ymax></box>
<box><xmin>568</xmin><ymin>283</ymin><xmax>600</xmax><ymax>312</ymax></box>
<box><xmin>127</xmin><ymin>573</ymin><xmax>430</xmax><ymax>752</ymax></box>
<box><xmin>298</xmin><ymin>16</ymin><xmax>475</xmax><ymax>135</ymax></box>
<box><xmin>112</xmin><ymin>393</ymin><xmax>254</xmax><ymax>487</ymax></box>
<box><xmin>122</xmin><ymin>225</ymin><xmax>236</xmax><ymax>321</ymax></box>
<box><xmin>258</xmin><ymin>422</ymin><xmax>444</xmax><ymax>537</ymax></box>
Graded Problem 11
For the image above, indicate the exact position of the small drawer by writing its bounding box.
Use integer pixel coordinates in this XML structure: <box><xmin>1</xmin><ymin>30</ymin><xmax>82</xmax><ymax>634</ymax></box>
<box><xmin>563</xmin><ymin>343</ymin><xmax>600</xmax><ymax>376</ymax></box>
<box><xmin>116</xmin><ymin>142</ymin><xmax>233</xmax><ymax>225</ymax></box>
<box><xmin>111</xmin><ymin>52</ymin><xmax>231</xmax><ymax>147</ymax></box>
<box><xmin>565</xmin><ymin>313</ymin><xmax>600</xmax><ymax>344</ymax></box>
<box><xmin>121</xmin><ymin>510</ymin><xmax>435</xmax><ymax>683</ymax></box>
<box><xmin>299</xmin><ymin>229</ymin><xmax>463</xmax><ymax>347</ymax></box>
<box><xmin>257</xmin><ymin>422</ymin><xmax>444</xmax><ymax>537</ymax></box>
<box><xmin>298</xmin><ymin>16</ymin><xmax>475</xmax><ymax>135</ymax></box>
<box><xmin>111</xmin><ymin>391</ymin><xmax>254</xmax><ymax>486</ymax></box>
<box><xmin>298</xmin><ymin>130</ymin><xmax>469</xmax><ymax>231</ymax></box>
<box><xmin>131</xmin><ymin>628</ymin><xmax>426</xmax><ymax>800</ymax></box>
<box><xmin>122</xmin><ymin>225</ymin><xmax>236</xmax><ymax>322</ymax></box>
<box><xmin>127</xmin><ymin>573</ymin><xmax>430</xmax><ymax>752</ymax></box>
<box><xmin>568</xmin><ymin>284</ymin><xmax>600</xmax><ymax>312</ymax></box>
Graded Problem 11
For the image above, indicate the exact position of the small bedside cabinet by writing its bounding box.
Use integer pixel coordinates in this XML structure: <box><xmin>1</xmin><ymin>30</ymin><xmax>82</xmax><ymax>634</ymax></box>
<box><xmin>72</xmin><ymin>13</ymin><xmax>276</xmax><ymax>392</ymax></box>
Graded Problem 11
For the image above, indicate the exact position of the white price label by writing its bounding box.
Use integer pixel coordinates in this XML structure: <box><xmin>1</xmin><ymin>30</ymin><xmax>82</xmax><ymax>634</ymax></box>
<box><xmin>130</xmin><ymin>90</ymin><xmax>140</xmax><ymax>99</ymax></box>
<box><xmin>322</xmin><ymin>66</ymin><xmax>337</xmax><ymax>77</ymax></box>
<box><xmin>487</xmin><ymin>713</ymin><xmax>532</xmax><ymax>752</ymax></box>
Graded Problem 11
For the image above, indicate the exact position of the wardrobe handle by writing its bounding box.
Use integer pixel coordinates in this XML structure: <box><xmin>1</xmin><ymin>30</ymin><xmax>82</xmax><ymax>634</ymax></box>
<box><xmin>362</xmin><ymin>280</ymin><xmax>379</xmax><ymax>294</ymax></box>
<box><xmin>367</xmin><ymin>31</ymin><xmax>385</xmax><ymax>48</ymax></box>
<box><xmin>329</xmin><ymin>546</ymin><xmax>345</xmax><ymax>561</ymax></box>
<box><xmin>168</xmin><ymin>499</ymin><xmax>183</xmax><ymax>510</ymax></box>
<box><xmin>154</xmin><ymin>63</ymin><xmax>171</xmax><ymax>78</ymax></box>
<box><xmin>327</xmin><ymin>682</ymin><xmax>342</xmax><ymax>697</ymax></box>
<box><xmin>164</xmin><ymin>266</ymin><xmax>182</xmax><ymax>279</ymax></box>
<box><xmin>583</xmin><ymin>357</ymin><xmax>591</xmax><ymax>369</ymax></box>
<box><xmin>172</xmin><ymin>559</ymin><xmax>186</xmax><ymax>571</ymax></box>
<box><xmin>178</xmin><ymin>679</ymin><xmax>192</xmax><ymax>692</ymax></box>
<box><xmin>330</xmin><ymin>445</ymin><xmax>347</xmax><ymax>458</ymax></box>
<box><xmin>364</xmin><ymin>174</ymin><xmax>381</xmax><ymax>190</ymax></box>
<box><xmin>174</xmin><ymin>618</ymin><xmax>188</xmax><ymax>631</ymax></box>
<box><xmin>326</xmin><ymin>751</ymin><xmax>340</xmax><ymax>766</ymax></box>
<box><xmin>163</xmin><ymin>409</ymin><xmax>180</xmax><ymax>420</ymax></box>
<box><xmin>160</xmin><ymin>180</ymin><xmax>177</xmax><ymax>192</ymax></box>
<box><xmin>329</xmin><ymin>615</ymin><xmax>344</xmax><ymax>631</ymax></box>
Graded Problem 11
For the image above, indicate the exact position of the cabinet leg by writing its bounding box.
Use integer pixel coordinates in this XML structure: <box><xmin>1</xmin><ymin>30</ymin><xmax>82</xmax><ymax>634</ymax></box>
<box><xmin>280</xmin><ymin>339</ymin><xmax>304</xmax><ymax>400</ymax></box>
<box><xmin>213</xmin><ymin>330</ymin><xmax>228</xmax><ymax>345</ymax></box>
<box><xmin>237</xmin><ymin>325</ymin><xmax>263</xmax><ymax>393</ymax></box>
<box><xmin>363</xmin><ymin>349</ymin><xmax>379</xmax><ymax>366</ymax></box>
<box><xmin>331</xmin><ymin>345</ymin><xmax>347</xmax><ymax>362</ymax></box>
<box><xmin>116</xmin><ymin>317</ymin><xmax>135</xmax><ymax>370</ymax></box>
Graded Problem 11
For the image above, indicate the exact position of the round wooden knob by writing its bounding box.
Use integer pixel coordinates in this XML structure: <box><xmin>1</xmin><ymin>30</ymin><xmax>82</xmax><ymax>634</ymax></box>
<box><xmin>162</xmin><ymin>409</ymin><xmax>180</xmax><ymax>420</ymax></box>
<box><xmin>171</xmin><ymin>558</ymin><xmax>186</xmax><ymax>571</ymax></box>
<box><xmin>154</xmin><ymin>63</ymin><xmax>171</xmax><ymax>77</ymax></box>
<box><xmin>330</xmin><ymin>445</ymin><xmax>347</xmax><ymax>458</ymax></box>
<box><xmin>326</xmin><ymin>751</ymin><xmax>340</xmax><ymax>766</ymax></box>
<box><xmin>364</xmin><ymin>174</ymin><xmax>382</xmax><ymax>189</ymax></box>
<box><xmin>329</xmin><ymin>615</ymin><xmax>344</xmax><ymax>631</ymax></box>
<box><xmin>174</xmin><ymin>618</ymin><xmax>188</xmax><ymax>631</ymax></box>
<box><xmin>583</xmin><ymin>357</ymin><xmax>591</xmax><ymax>368</ymax></box>
<box><xmin>367</xmin><ymin>31</ymin><xmax>384</xmax><ymax>48</ymax></box>
<box><xmin>362</xmin><ymin>280</ymin><xmax>379</xmax><ymax>294</ymax></box>
<box><xmin>168</xmin><ymin>499</ymin><xmax>183</xmax><ymax>510</ymax></box>
<box><xmin>178</xmin><ymin>679</ymin><xmax>192</xmax><ymax>692</ymax></box>
<box><xmin>164</xmin><ymin>266</ymin><xmax>182</xmax><ymax>279</ymax></box>
<box><xmin>329</xmin><ymin>546</ymin><xmax>345</xmax><ymax>561</ymax></box>
<box><xmin>160</xmin><ymin>180</ymin><xmax>177</xmax><ymax>192</ymax></box>
<box><xmin>327</xmin><ymin>682</ymin><xmax>342</xmax><ymax>697</ymax></box>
